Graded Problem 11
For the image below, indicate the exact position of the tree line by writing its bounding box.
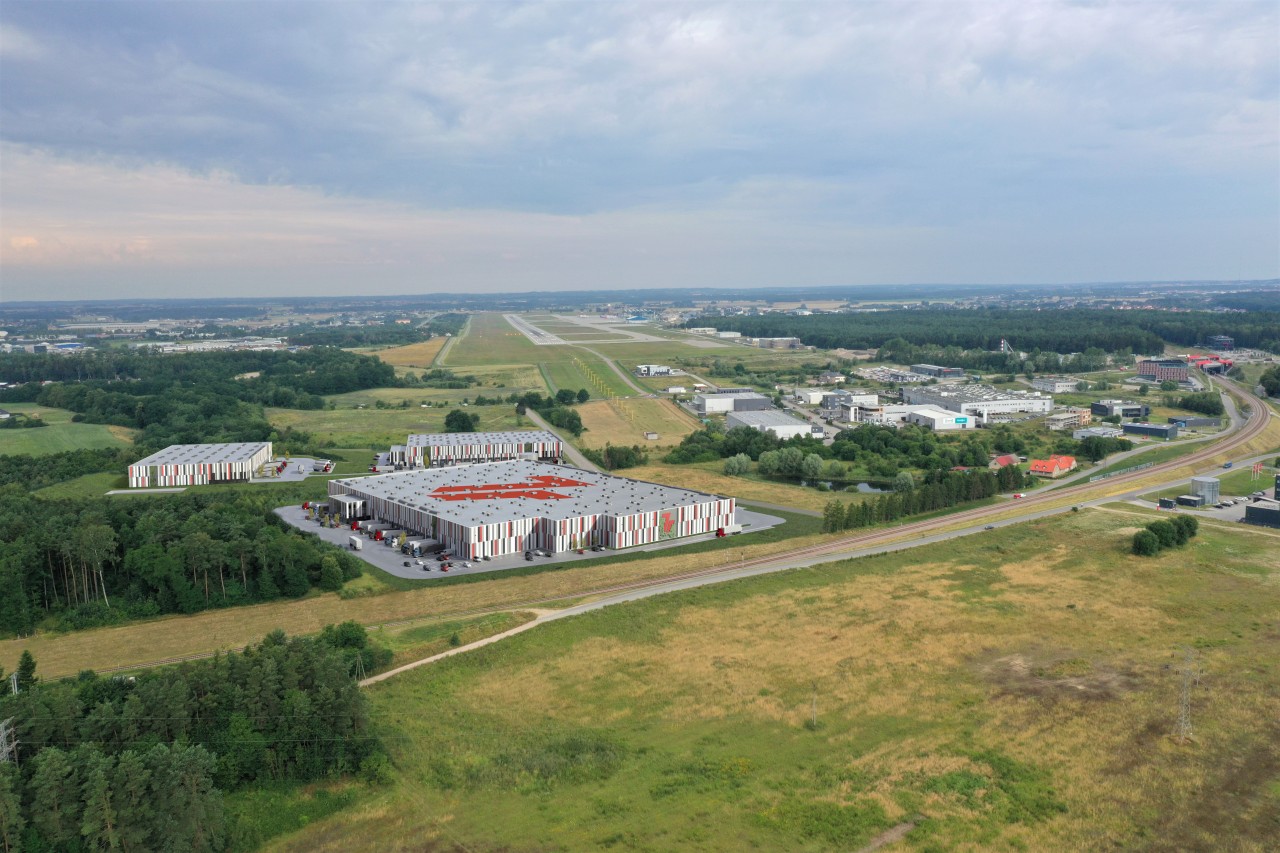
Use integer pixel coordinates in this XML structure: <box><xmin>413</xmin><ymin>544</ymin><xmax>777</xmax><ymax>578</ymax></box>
<box><xmin>820</xmin><ymin>467</ymin><xmax>1025</xmax><ymax>532</ymax></box>
<box><xmin>0</xmin><ymin>487</ymin><xmax>363</xmax><ymax>638</ymax></box>
<box><xmin>0</xmin><ymin>626</ymin><xmax>385</xmax><ymax>852</ymax></box>
<box><xmin>285</xmin><ymin>312</ymin><xmax>468</xmax><ymax>348</ymax></box>
<box><xmin>514</xmin><ymin>390</ymin><xmax>588</xmax><ymax>437</ymax></box>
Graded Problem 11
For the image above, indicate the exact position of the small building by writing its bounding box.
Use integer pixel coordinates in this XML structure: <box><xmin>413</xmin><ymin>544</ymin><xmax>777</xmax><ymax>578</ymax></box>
<box><xmin>726</xmin><ymin>410</ymin><xmax>814</xmax><ymax>440</ymax></box>
<box><xmin>1028</xmin><ymin>454</ymin><xmax>1077</xmax><ymax>479</ymax></box>
<box><xmin>693</xmin><ymin>391</ymin><xmax>772</xmax><ymax>415</ymax></box>
<box><xmin>1205</xmin><ymin>335</ymin><xmax>1234</xmax><ymax>351</ymax></box>
<box><xmin>128</xmin><ymin>442</ymin><xmax>273</xmax><ymax>488</ymax></box>
<box><xmin>989</xmin><ymin>454</ymin><xmax>1019</xmax><ymax>470</ymax></box>
<box><xmin>817</xmin><ymin>370</ymin><xmax>847</xmax><ymax>385</ymax></box>
<box><xmin>1122</xmin><ymin>422</ymin><xmax>1179</xmax><ymax>440</ymax></box>
<box><xmin>1137</xmin><ymin>358</ymin><xmax>1189</xmax><ymax>383</ymax></box>
<box><xmin>1177</xmin><ymin>494</ymin><xmax>1206</xmax><ymax>507</ymax></box>
<box><xmin>687</xmin><ymin>327</ymin><xmax>718</xmax><ymax>335</ymax></box>
<box><xmin>1190</xmin><ymin>477</ymin><xmax>1220</xmax><ymax>504</ymax></box>
<box><xmin>1168</xmin><ymin>416</ymin><xmax>1220</xmax><ymax>429</ymax></box>
<box><xmin>635</xmin><ymin>364</ymin><xmax>675</xmax><ymax>377</ymax></box>
<box><xmin>715</xmin><ymin>330</ymin><xmax>742</xmax><ymax>339</ymax></box>
<box><xmin>751</xmin><ymin>337</ymin><xmax>802</xmax><ymax>349</ymax></box>
<box><xmin>1158</xmin><ymin>497</ymin><xmax>1177</xmax><ymax>510</ymax></box>
<box><xmin>662</xmin><ymin>386</ymin><xmax>688</xmax><ymax>395</ymax></box>
<box><xmin>793</xmin><ymin>388</ymin><xmax>826</xmax><ymax>405</ymax></box>
<box><xmin>1091</xmin><ymin>400</ymin><xmax>1150</xmax><ymax>419</ymax></box>
<box><xmin>911</xmin><ymin>364</ymin><xmax>966</xmax><ymax>379</ymax></box>
<box><xmin>1244</xmin><ymin>500</ymin><xmax>1280</xmax><ymax>528</ymax></box>
<box><xmin>1031</xmin><ymin>376</ymin><xmax>1079</xmax><ymax>394</ymax></box>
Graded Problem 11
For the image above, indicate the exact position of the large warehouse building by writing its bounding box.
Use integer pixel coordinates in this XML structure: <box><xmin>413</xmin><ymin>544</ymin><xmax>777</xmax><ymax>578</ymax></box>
<box><xmin>389</xmin><ymin>430</ymin><xmax>563</xmax><ymax>468</ymax></box>
<box><xmin>900</xmin><ymin>384</ymin><xmax>1052</xmax><ymax>421</ymax></box>
<box><xmin>128</xmin><ymin>442</ymin><xmax>272</xmax><ymax>488</ymax></box>
<box><xmin>693</xmin><ymin>391</ymin><xmax>772</xmax><ymax>415</ymax></box>
<box><xmin>726</xmin><ymin>410</ymin><xmax>820</xmax><ymax>440</ymax></box>
<box><xmin>327</xmin><ymin>461</ymin><xmax>737</xmax><ymax>559</ymax></box>
<box><xmin>1137</xmin><ymin>358</ymin><xmax>1189</xmax><ymax>383</ymax></box>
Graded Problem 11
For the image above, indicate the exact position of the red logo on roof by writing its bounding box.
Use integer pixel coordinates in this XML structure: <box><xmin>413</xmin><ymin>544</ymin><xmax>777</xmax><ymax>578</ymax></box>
<box><xmin>429</xmin><ymin>474</ymin><xmax>595</xmax><ymax>502</ymax></box>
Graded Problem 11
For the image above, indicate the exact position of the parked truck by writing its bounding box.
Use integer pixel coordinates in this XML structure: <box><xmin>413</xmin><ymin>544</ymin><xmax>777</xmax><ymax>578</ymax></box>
<box><xmin>348</xmin><ymin>535</ymin><xmax>363</xmax><ymax>551</ymax></box>
<box><xmin>402</xmin><ymin>538</ymin><xmax>428</xmax><ymax>556</ymax></box>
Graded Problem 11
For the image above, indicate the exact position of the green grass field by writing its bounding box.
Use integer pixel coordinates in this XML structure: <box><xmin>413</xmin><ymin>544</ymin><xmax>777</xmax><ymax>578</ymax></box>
<box><xmin>265</xmin><ymin>406</ymin><xmax>523</xmax><ymax>448</ymax></box>
<box><xmin>541</xmin><ymin>354</ymin><xmax>636</xmax><ymax>398</ymax></box>
<box><xmin>261</xmin><ymin>509</ymin><xmax>1280</xmax><ymax>852</ymax></box>
<box><xmin>0</xmin><ymin>404</ymin><xmax>134</xmax><ymax>456</ymax></box>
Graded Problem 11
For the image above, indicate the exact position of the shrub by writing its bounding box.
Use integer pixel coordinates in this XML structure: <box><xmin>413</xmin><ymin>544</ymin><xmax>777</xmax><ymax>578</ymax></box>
<box><xmin>1132</xmin><ymin>530</ymin><xmax>1161</xmax><ymax>556</ymax></box>
<box><xmin>1146</xmin><ymin>520</ymin><xmax>1178</xmax><ymax>550</ymax></box>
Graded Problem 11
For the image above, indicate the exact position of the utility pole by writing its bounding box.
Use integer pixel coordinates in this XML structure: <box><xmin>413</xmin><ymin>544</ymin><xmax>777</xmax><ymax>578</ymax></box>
<box><xmin>0</xmin><ymin>718</ymin><xmax>17</xmax><ymax>766</ymax></box>
<box><xmin>1175</xmin><ymin>648</ymin><xmax>1200</xmax><ymax>744</ymax></box>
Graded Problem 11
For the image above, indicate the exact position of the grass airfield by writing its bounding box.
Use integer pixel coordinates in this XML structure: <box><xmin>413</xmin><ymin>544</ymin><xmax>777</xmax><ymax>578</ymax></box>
<box><xmin>255</xmin><ymin>509</ymin><xmax>1279</xmax><ymax>852</ymax></box>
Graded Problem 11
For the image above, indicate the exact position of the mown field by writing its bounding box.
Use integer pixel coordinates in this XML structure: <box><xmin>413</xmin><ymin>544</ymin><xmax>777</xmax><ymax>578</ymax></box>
<box><xmin>367</xmin><ymin>338</ymin><xmax>449</xmax><ymax>367</ymax></box>
<box><xmin>575</xmin><ymin>398</ymin><xmax>700</xmax><ymax>449</ymax></box>
<box><xmin>263</xmin><ymin>509</ymin><xmax>1280</xmax><ymax>851</ymax></box>
<box><xmin>264</xmin><ymin>405</ymin><xmax>523</xmax><ymax>448</ymax></box>
<box><xmin>0</xmin><ymin>403</ymin><xmax>134</xmax><ymax>456</ymax></box>
<box><xmin>541</xmin><ymin>353</ymin><xmax>637</xmax><ymax>398</ymax></box>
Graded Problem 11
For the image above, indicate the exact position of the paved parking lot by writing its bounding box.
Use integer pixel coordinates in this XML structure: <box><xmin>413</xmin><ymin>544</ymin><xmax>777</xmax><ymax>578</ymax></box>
<box><xmin>274</xmin><ymin>504</ymin><xmax>784</xmax><ymax>580</ymax></box>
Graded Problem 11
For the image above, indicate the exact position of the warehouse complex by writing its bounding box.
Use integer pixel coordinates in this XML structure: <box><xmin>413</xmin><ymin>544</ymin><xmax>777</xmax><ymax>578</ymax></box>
<box><xmin>900</xmin><ymin>384</ymin><xmax>1052</xmax><ymax>421</ymax></box>
<box><xmin>327</xmin><ymin>460</ymin><xmax>737</xmax><ymax>559</ymax></box>
<box><xmin>693</xmin><ymin>390</ymin><xmax>772</xmax><ymax>415</ymax></box>
<box><xmin>389</xmin><ymin>430</ymin><xmax>563</xmax><ymax>468</ymax></box>
<box><xmin>128</xmin><ymin>442</ymin><xmax>273</xmax><ymax>488</ymax></box>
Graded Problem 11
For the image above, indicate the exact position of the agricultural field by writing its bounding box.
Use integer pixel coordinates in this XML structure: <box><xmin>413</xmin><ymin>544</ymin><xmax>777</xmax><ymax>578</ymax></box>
<box><xmin>367</xmin><ymin>338</ymin><xmax>450</xmax><ymax>367</ymax></box>
<box><xmin>265</xmin><ymin>405</ymin><xmax>522</xmax><ymax>448</ymax></box>
<box><xmin>0</xmin><ymin>403</ymin><xmax>135</xmax><ymax>456</ymax></box>
<box><xmin>575</xmin><ymin>398</ymin><xmax>700</xmax><ymax>450</ymax></box>
<box><xmin>265</xmin><ymin>509</ymin><xmax>1280</xmax><ymax>851</ymax></box>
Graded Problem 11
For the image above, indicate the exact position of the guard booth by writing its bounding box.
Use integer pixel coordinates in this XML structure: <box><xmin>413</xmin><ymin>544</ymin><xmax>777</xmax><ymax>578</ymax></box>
<box><xmin>330</xmin><ymin>494</ymin><xmax>368</xmax><ymax>523</ymax></box>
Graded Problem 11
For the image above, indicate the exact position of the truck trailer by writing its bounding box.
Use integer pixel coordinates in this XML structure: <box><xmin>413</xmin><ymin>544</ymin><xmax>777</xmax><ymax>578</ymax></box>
<box><xmin>348</xmin><ymin>535</ymin><xmax>363</xmax><ymax>551</ymax></box>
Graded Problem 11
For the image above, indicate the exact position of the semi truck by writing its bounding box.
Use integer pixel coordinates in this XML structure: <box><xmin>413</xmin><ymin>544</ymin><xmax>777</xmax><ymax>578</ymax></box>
<box><xmin>348</xmin><ymin>535</ymin><xmax>363</xmax><ymax>551</ymax></box>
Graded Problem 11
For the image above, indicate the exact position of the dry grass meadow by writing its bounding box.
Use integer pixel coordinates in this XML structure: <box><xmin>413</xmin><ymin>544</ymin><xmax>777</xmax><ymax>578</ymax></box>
<box><xmin>257</xmin><ymin>509</ymin><xmax>1280</xmax><ymax>852</ymax></box>
<box><xmin>368</xmin><ymin>338</ymin><xmax>449</xmax><ymax>368</ymax></box>
<box><xmin>624</xmin><ymin>460</ymin><xmax>838</xmax><ymax>512</ymax></box>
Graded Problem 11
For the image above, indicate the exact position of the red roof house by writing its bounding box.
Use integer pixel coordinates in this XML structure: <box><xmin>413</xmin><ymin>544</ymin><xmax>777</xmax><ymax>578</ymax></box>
<box><xmin>989</xmin><ymin>454</ymin><xmax>1019</xmax><ymax>469</ymax></box>
<box><xmin>1028</xmin><ymin>454</ymin><xmax>1077</xmax><ymax>478</ymax></box>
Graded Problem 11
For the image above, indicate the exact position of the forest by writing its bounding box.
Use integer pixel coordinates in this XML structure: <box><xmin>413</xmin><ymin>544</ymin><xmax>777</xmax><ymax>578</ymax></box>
<box><xmin>0</xmin><ymin>486</ymin><xmax>364</xmax><ymax>638</ymax></box>
<box><xmin>0</xmin><ymin>626</ymin><xmax>384</xmax><ymax>852</ymax></box>
<box><xmin>820</xmin><ymin>466</ymin><xmax>1024</xmax><ymax>533</ymax></box>
<box><xmin>285</xmin><ymin>312</ymin><xmax>468</xmax><ymax>348</ymax></box>
<box><xmin>684</xmin><ymin>308</ymin><xmax>1280</xmax><ymax>355</ymax></box>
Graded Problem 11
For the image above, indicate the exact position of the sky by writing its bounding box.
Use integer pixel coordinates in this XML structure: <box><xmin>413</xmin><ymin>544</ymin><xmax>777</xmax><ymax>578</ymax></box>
<box><xmin>1</xmin><ymin>1</ymin><xmax>1277</xmax><ymax>300</ymax></box>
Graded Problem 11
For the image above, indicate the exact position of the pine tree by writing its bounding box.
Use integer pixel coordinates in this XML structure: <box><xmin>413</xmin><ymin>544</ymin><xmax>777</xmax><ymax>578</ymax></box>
<box><xmin>30</xmin><ymin>746</ymin><xmax>79</xmax><ymax>844</ymax></box>
<box><xmin>79</xmin><ymin>749</ymin><xmax>122</xmax><ymax>851</ymax></box>
<box><xmin>318</xmin><ymin>556</ymin><xmax>344</xmax><ymax>592</ymax></box>
<box><xmin>0</xmin><ymin>763</ymin><xmax>23</xmax><ymax>853</ymax></box>
<box><xmin>15</xmin><ymin>650</ymin><xmax>36</xmax><ymax>691</ymax></box>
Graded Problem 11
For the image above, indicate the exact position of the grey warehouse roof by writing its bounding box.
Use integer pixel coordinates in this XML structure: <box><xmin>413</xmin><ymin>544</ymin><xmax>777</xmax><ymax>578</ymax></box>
<box><xmin>330</xmin><ymin>460</ymin><xmax>727</xmax><ymax>528</ymax></box>
<box><xmin>131</xmin><ymin>442</ymin><xmax>271</xmax><ymax>467</ymax></box>
<box><xmin>406</xmin><ymin>430</ymin><xmax>560</xmax><ymax>447</ymax></box>
<box><xmin>728</xmin><ymin>410</ymin><xmax>812</xmax><ymax>428</ymax></box>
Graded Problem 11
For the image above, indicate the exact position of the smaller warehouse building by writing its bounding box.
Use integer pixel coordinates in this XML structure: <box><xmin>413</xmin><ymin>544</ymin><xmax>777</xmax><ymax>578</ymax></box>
<box><xmin>904</xmin><ymin>406</ymin><xmax>974</xmax><ymax>431</ymax></box>
<box><xmin>635</xmin><ymin>364</ymin><xmax>676</xmax><ymax>377</ymax></box>
<box><xmin>395</xmin><ymin>430</ymin><xmax>563</xmax><ymax>468</ymax></box>
<box><xmin>911</xmin><ymin>364</ymin><xmax>966</xmax><ymax>379</ymax></box>
<box><xmin>726</xmin><ymin>410</ymin><xmax>819</xmax><ymax>440</ymax></box>
<box><xmin>693</xmin><ymin>391</ymin><xmax>772</xmax><ymax>415</ymax></box>
<box><xmin>128</xmin><ymin>442</ymin><xmax>273</xmax><ymax>488</ymax></box>
<box><xmin>1031</xmin><ymin>376</ymin><xmax>1079</xmax><ymax>393</ymax></box>
<box><xmin>1244</xmin><ymin>500</ymin><xmax>1280</xmax><ymax>528</ymax></box>
<box><xmin>1122</xmin><ymin>422</ymin><xmax>1179</xmax><ymax>440</ymax></box>
<box><xmin>1168</xmin><ymin>416</ymin><xmax>1220</xmax><ymax>429</ymax></box>
<box><xmin>1073</xmin><ymin>426</ymin><xmax>1125</xmax><ymax>440</ymax></box>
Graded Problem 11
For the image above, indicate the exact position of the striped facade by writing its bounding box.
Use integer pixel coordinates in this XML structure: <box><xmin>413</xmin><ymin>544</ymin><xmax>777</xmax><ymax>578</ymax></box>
<box><xmin>128</xmin><ymin>442</ymin><xmax>272</xmax><ymax>488</ymax></box>
<box><xmin>328</xmin><ymin>463</ymin><xmax>735</xmax><ymax>560</ymax></box>
<box><xmin>401</xmin><ymin>431</ymin><xmax>563</xmax><ymax>467</ymax></box>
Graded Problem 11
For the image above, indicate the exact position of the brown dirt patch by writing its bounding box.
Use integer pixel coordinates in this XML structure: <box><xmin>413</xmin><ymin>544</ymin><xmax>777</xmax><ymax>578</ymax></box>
<box><xmin>979</xmin><ymin>650</ymin><xmax>1139</xmax><ymax>701</ymax></box>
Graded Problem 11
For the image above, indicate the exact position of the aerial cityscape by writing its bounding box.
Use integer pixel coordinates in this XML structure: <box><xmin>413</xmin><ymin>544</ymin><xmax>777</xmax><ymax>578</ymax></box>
<box><xmin>1</xmin><ymin>2</ymin><xmax>1278</xmax><ymax>852</ymax></box>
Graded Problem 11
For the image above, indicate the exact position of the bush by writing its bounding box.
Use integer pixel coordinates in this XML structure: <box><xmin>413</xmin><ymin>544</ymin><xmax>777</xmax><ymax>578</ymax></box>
<box><xmin>1146</xmin><ymin>520</ymin><xmax>1178</xmax><ymax>550</ymax></box>
<box><xmin>1132</xmin><ymin>530</ymin><xmax>1161</xmax><ymax>556</ymax></box>
<box><xmin>723</xmin><ymin>453</ymin><xmax>752</xmax><ymax>476</ymax></box>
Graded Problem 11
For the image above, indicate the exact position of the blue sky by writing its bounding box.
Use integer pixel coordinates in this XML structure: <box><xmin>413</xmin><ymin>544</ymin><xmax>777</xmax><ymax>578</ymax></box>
<box><xmin>1</xmin><ymin>1</ymin><xmax>1276</xmax><ymax>299</ymax></box>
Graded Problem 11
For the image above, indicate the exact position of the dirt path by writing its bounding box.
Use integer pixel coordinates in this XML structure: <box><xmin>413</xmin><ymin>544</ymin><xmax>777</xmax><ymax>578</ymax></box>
<box><xmin>523</xmin><ymin>408</ymin><xmax>603</xmax><ymax>472</ymax></box>
<box><xmin>855</xmin><ymin>821</ymin><xmax>916</xmax><ymax>853</ymax></box>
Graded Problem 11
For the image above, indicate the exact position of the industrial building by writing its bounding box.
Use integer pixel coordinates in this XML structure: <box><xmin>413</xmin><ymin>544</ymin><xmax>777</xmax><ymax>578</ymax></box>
<box><xmin>817</xmin><ymin>370</ymin><xmax>847</xmax><ymax>385</ymax></box>
<box><xmin>1091</xmin><ymin>399</ymin><xmax>1150</xmax><ymax>419</ymax></box>
<box><xmin>1045</xmin><ymin>408</ymin><xmax>1092</xmax><ymax>431</ymax></box>
<box><xmin>904</xmin><ymin>406</ymin><xmax>974</xmax><ymax>431</ymax></box>
<box><xmin>748</xmin><ymin>337</ymin><xmax>803</xmax><ymax>349</ymax></box>
<box><xmin>693</xmin><ymin>391</ymin><xmax>772</xmax><ymax>415</ymax></box>
<box><xmin>391</xmin><ymin>430</ymin><xmax>563</xmax><ymax>468</ymax></box>
<box><xmin>1177</xmin><ymin>494</ymin><xmax>1206</xmax><ymax>507</ymax></box>
<box><xmin>1031</xmin><ymin>376</ymin><xmax>1079</xmax><ymax>394</ymax></box>
<box><xmin>327</xmin><ymin>460</ymin><xmax>737</xmax><ymax>559</ymax></box>
<box><xmin>1205</xmin><ymin>335</ymin><xmax>1234</xmax><ymax>351</ymax></box>
<box><xmin>911</xmin><ymin>364</ymin><xmax>967</xmax><ymax>379</ymax></box>
<box><xmin>1073</xmin><ymin>426</ymin><xmax>1125</xmax><ymax>440</ymax></box>
<box><xmin>1190</xmin><ymin>477</ymin><xmax>1220</xmax><ymax>504</ymax></box>
<box><xmin>1122</xmin><ymin>422</ymin><xmax>1179</xmax><ymax>440</ymax></box>
<box><xmin>1168</xmin><ymin>416</ymin><xmax>1220</xmax><ymax>429</ymax></box>
<box><xmin>128</xmin><ymin>442</ymin><xmax>273</xmax><ymax>488</ymax></box>
<box><xmin>1244</xmin><ymin>501</ymin><xmax>1280</xmax><ymax>528</ymax></box>
<box><xmin>900</xmin><ymin>384</ymin><xmax>1052</xmax><ymax>421</ymax></box>
<box><xmin>635</xmin><ymin>364</ymin><xmax>677</xmax><ymax>377</ymax></box>
<box><xmin>793</xmin><ymin>388</ymin><xmax>826</xmax><ymax>405</ymax></box>
<box><xmin>726</xmin><ymin>410</ymin><xmax>821</xmax><ymax>440</ymax></box>
<box><xmin>1137</xmin><ymin>358</ymin><xmax>1189</xmax><ymax>383</ymax></box>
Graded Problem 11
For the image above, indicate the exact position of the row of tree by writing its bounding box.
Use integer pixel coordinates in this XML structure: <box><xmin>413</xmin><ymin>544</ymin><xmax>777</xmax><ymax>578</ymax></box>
<box><xmin>514</xmin><ymin>390</ymin><xmax>588</xmax><ymax>437</ymax></box>
<box><xmin>0</xmin><ymin>627</ymin><xmax>383</xmax><ymax>851</ymax></box>
<box><xmin>582</xmin><ymin>443</ymin><xmax>649</xmax><ymax>470</ymax></box>
<box><xmin>820</xmin><ymin>468</ymin><xmax>1023</xmax><ymax>532</ymax></box>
